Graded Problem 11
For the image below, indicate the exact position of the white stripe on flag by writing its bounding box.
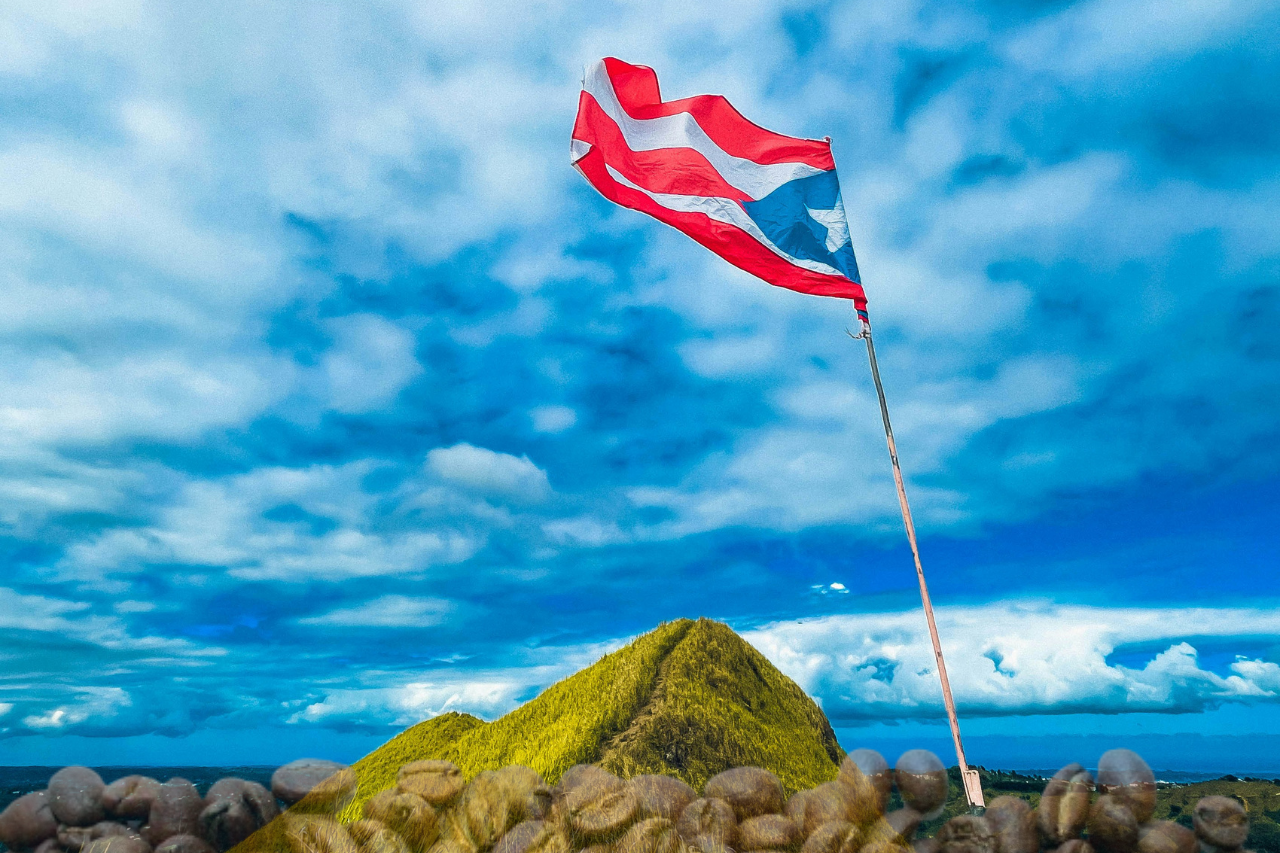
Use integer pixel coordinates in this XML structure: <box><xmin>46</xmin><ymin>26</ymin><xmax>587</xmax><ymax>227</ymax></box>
<box><xmin>584</xmin><ymin>61</ymin><xmax>823</xmax><ymax>202</ymax></box>
<box><xmin>606</xmin><ymin>165</ymin><xmax>845</xmax><ymax>279</ymax></box>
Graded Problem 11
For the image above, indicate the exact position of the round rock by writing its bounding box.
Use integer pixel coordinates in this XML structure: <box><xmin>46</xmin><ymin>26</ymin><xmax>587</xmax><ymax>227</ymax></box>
<box><xmin>154</xmin><ymin>834</ymin><xmax>217</xmax><ymax>853</ymax></box>
<box><xmin>272</xmin><ymin>760</ymin><xmax>351</xmax><ymax>808</ymax></box>
<box><xmin>982</xmin><ymin>797</ymin><xmax>1035</xmax><ymax>853</ymax></box>
<box><xmin>143</xmin><ymin>779</ymin><xmax>204</xmax><ymax>847</ymax></box>
<box><xmin>102</xmin><ymin>776</ymin><xmax>162</xmax><ymax>821</ymax></box>
<box><xmin>936</xmin><ymin>815</ymin><xmax>995</xmax><ymax>853</ymax></box>
<box><xmin>787</xmin><ymin>783</ymin><xmax>849</xmax><ymax>837</ymax></box>
<box><xmin>676</xmin><ymin>797</ymin><xmax>737</xmax><ymax>851</ymax></box>
<box><xmin>200</xmin><ymin>778</ymin><xmax>279</xmax><ymax>851</ymax></box>
<box><xmin>49</xmin><ymin>766</ymin><xmax>107</xmax><ymax>827</ymax></box>
<box><xmin>1097</xmin><ymin>750</ymin><xmax>1157</xmax><ymax>824</ymax></box>
<box><xmin>1086</xmin><ymin>795</ymin><xmax>1139</xmax><ymax>853</ymax></box>
<box><xmin>617</xmin><ymin>817</ymin><xmax>685</xmax><ymax>853</ymax></box>
<box><xmin>631</xmin><ymin>775</ymin><xmax>697</xmax><ymax>822</ymax></box>
<box><xmin>1193</xmin><ymin>796</ymin><xmax>1249</xmax><ymax>851</ymax></box>
<box><xmin>841</xmin><ymin>750</ymin><xmax>894</xmax><ymax>812</ymax></box>
<box><xmin>84</xmin><ymin>836</ymin><xmax>152</xmax><ymax>853</ymax></box>
<box><xmin>492</xmin><ymin>820</ymin><xmax>547</xmax><ymax>853</ymax></box>
<box><xmin>895</xmin><ymin>752</ymin><xmax>948</xmax><ymax>820</ymax></box>
<box><xmin>0</xmin><ymin>790</ymin><xmax>60</xmax><ymax>850</ymax></box>
<box><xmin>1137</xmin><ymin>820</ymin><xmax>1198</xmax><ymax>853</ymax></box>
<box><xmin>739</xmin><ymin>813</ymin><xmax>798</xmax><ymax>850</ymax></box>
<box><xmin>705</xmin><ymin>768</ymin><xmax>785</xmax><ymax>820</ymax></box>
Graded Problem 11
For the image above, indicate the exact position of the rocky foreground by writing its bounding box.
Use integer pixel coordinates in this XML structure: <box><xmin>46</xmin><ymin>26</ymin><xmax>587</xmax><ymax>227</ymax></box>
<box><xmin>0</xmin><ymin>749</ymin><xmax>1254</xmax><ymax>853</ymax></box>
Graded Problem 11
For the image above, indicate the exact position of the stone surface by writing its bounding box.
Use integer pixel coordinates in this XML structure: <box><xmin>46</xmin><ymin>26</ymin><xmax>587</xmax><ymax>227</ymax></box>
<box><xmin>983</xmin><ymin>796</ymin><xmax>1036</xmax><ymax>853</ymax></box>
<box><xmin>492</xmin><ymin>820</ymin><xmax>547</xmax><ymax>853</ymax></box>
<box><xmin>616</xmin><ymin>817</ymin><xmax>685</xmax><ymax>853</ymax></box>
<box><xmin>271</xmin><ymin>761</ymin><xmax>351</xmax><ymax>808</ymax></box>
<box><xmin>788</xmin><ymin>783</ymin><xmax>850</xmax><ymax>837</ymax></box>
<box><xmin>800</xmin><ymin>820</ymin><xmax>860</xmax><ymax>853</ymax></box>
<box><xmin>1137</xmin><ymin>821</ymin><xmax>1198</xmax><ymax>853</ymax></box>
<box><xmin>1097</xmin><ymin>751</ymin><xmax>1157</xmax><ymax>824</ymax></box>
<box><xmin>102</xmin><ymin>777</ymin><xmax>163</xmax><ymax>822</ymax></box>
<box><xmin>1192</xmin><ymin>796</ymin><xmax>1250</xmax><ymax>851</ymax></box>
<box><xmin>83</xmin><ymin>836</ymin><xmax>152</xmax><ymax>853</ymax></box>
<box><xmin>0</xmin><ymin>790</ymin><xmax>60</xmax><ymax>850</ymax></box>
<box><xmin>200</xmin><ymin>778</ymin><xmax>279</xmax><ymax>851</ymax></box>
<box><xmin>704</xmin><ymin>768</ymin><xmax>785</xmax><ymax>821</ymax></box>
<box><xmin>895</xmin><ymin>752</ymin><xmax>948</xmax><ymax>820</ymax></box>
<box><xmin>840</xmin><ymin>750</ymin><xmax>893</xmax><ymax>813</ymax></box>
<box><xmin>152</xmin><ymin>834</ymin><xmax>216</xmax><ymax>853</ymax></box>
<box><xmin>142</xmin><ymin>780</ymin><xmax>204</xmax><ymax>847</ymax></box>
<box><xmin>1038</xmin><ymin>765</ymin><xmax>1094</xmax><ymax>845</ymax></box>
<box><xmin>631</xmin><ymin>776</ymin><xmax>697</xmax><ymax>823</ymax></box>
<box><xmin>1086</xmin><ymin>795</ymin><xmax>1139</xmax><ymax>853</ymax></box>
<box><xmin>676</xmin><ymin>797</ymin><xmax>738</xmax><ymax>852</ymax></box>
<box><xmin>49</xmin><ymin>767</ymin><xmax>107</xmax><ymax>827</ymax></box>
<box><xmin>362</xmin><ymin>789</ymin><xmax>439</xmax><ymax>853</ymax></box>
<box><xmin>936</xmin><ymin>815</ymin><xmax>996</xmax><ymax>853</ymax></box>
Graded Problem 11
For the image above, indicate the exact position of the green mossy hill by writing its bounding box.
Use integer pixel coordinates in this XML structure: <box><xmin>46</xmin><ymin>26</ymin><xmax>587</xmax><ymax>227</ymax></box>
<box><xmin>595</xmin><ymin>617</ymin><xmax>844</xmax><ymax>793</ymax></box>
<box><xmin>338</xmin><ymin>617</ymin><xmax>843</xmax><ymax>822</ymax></box>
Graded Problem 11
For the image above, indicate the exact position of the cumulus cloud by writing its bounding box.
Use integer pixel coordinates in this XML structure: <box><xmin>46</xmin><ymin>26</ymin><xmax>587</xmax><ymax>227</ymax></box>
<box><xmin>21</xmin><ymin>687</ymin><xmax>133</xmax><ymax>730</ymax></box>
<box><xmin>426</xmin><ymin>444</ymin><xmax>551</xmax><ymax>502</ymax></box>
<box><xmin>744</xmin><ymin>603</ymin><xmax>1280</xmax><ymax>721</ymax></box>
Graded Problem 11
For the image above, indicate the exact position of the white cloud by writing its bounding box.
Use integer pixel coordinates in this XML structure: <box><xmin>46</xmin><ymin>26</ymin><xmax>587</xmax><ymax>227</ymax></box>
<box><xmin>113</xmin><ymin>600</ymin><xmax>157</xmax><ymax>613</ymax></box>
<box><xmin>743</xmin><ymin>603</ymin><xmax>1280</xmax><ymax>721</ymax></box>
<box><xmin>55</xmin><ymin>462</ymin><xmax>483</xmax><ymax>584</ymax></box>
<box><xmin>287</xmin><ymin>679</ymin><xmax>523</xmax><ymax>727</ymax></box>
<box><xmin>0</xmin><ymin>703</ymin><xmax>12</xmax><ymax>717</ymax></box>
<box><xmin>296</xmin><ymin>595</ymin><xmax>454</xmax><ymax>628</ymax></box>
<box><xmin>323</xmin><ymin>314</ymin><xmax>422</xmax><ymax>414</ymax></box>
<box><xmin>21</xmin><ymin>687</ymin><xmax>132</xmax><ymax>730</ymax></box>
<box><xmin>1006</xmin><ymin>0</ymin><xmax>1272</xmax><ymax>78</ymax></box>
<box><xmin>529</xmin><ymin>405</ymin><xmax>577</xmax><ymax>434</ymax></box>
<box><xmin>0</xmin><ymin>587</ymin><xmax>222</xmax><ymax>657</ymax></box>
<box><xmin>542</xmin><ymin>515</ymin><xmax>627</xmax><ymax>547</ymax></box>
<box><xmin>427</xmin><ymin>443</ymin><xmax>551</xmax><ymax>502</ymax></box>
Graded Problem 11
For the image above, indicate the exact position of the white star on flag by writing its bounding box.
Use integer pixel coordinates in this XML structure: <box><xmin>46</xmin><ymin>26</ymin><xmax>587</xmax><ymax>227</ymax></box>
<box><xmin>806</xmin><ymin>204</ymin><xmax>850</xmax><ymax>252</ymax></box>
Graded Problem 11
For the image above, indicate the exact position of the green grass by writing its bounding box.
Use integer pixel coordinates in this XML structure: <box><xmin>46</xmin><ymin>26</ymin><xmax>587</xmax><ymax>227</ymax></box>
<box><xmin>595</xmin><ymin>617</ymin><xmax>844</xmax><ymax>795</ymax></box>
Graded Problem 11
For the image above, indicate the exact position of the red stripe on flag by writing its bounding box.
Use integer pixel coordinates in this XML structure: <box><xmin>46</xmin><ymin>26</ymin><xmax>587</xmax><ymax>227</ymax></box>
<box><xmin>573</xmin><ymin>92</ymin><xmax>752</xmax><ymax>202</ymax></box>
<box><xmin>602</xmin><ymin>57</ymin><xmax>836</xmax><ymax>171</ymax></box>
<box><xmin>574</xmin><ymin>146</ymin><xmax>867</xmax><ymax>308</ymax></box>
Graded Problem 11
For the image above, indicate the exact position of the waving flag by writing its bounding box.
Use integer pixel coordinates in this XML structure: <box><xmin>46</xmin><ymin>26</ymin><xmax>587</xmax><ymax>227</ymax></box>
<box><xmin>571</xmin><ymin>57</ymin><xmax>867</xmax><ymax>317</ymax></box>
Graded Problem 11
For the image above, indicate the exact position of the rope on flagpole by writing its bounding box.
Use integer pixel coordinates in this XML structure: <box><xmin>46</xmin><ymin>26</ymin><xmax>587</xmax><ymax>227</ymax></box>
<box><xmin>848</xmin><ymin>311</ymin><xmax>985</xmax><ymax>810</ymax></box>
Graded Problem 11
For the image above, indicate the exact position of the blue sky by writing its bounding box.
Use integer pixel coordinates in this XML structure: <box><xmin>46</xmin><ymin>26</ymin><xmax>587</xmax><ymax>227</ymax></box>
<box><xmin>1</xmin><ymin>0</ymin><xmax>1279</xmax><ymax>774</ymax></box>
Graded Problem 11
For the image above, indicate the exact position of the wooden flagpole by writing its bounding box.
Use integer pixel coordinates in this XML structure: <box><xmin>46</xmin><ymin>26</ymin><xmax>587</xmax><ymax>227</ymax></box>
<box><xmin>853</xmin><ymin>314</ymin><xmax>985</xmax><ymax>810</ymax></box>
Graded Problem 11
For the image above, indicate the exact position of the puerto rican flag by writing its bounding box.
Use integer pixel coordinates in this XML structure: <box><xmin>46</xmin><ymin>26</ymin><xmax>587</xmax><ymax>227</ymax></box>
<box><xmin>571</xmin><ymin>57</ymin><xmax>868</xmax><ymax>317</ymax></box>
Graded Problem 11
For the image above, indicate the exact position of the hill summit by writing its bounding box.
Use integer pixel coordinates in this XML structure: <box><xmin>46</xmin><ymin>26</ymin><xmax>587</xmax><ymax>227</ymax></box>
<box><xmin>340</xmin><ymin>617</ymin><xmax>844</xmax><ymax>820</ymax></box>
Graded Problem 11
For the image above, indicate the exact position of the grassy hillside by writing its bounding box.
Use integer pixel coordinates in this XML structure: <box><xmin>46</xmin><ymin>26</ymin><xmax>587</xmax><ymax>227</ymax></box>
<box><xmin>596</xmin><ymin>617</ymin><xmax>844</xmax><ymax>794</ymax></box>
<box><xmin>337</xmin><ymin>617</ymin><xmax>844</xmax><ymax>821</ymax></box>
